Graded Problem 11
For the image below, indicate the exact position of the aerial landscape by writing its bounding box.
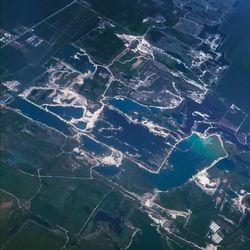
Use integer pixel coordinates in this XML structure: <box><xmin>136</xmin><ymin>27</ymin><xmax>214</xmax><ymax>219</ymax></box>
<box><xmin>0</xmin><ymin>0</ymin><xmax>250</xmax><ymax>249</ymax></box>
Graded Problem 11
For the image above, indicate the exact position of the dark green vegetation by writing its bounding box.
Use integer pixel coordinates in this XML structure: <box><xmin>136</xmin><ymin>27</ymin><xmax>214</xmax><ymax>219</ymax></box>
<box><xmin>1</xmin><ymin>109</ymin><xmax>179</xmax><ymax>249</ymax></box>
<box><xmin>1</xmin><ymin>164</ymin><xmax>40</xmax><ymax>201</ymax></box>
<box><xmin>31</xmin><ymin>179</ymin><xmax>110</xmax><ymax>234</ymax></box>
<box><xmin>5</xmin><ymin>221</ymin><xmax>65</xmax><ymax>250</ymax></box>
<box><xmin>76</xmin><ymin>26</ymin><xmax>126</xmax><ymax>65</ymax></box>
<box><xmin>0</xmin><ymin>191</ymin><xmax>19</xmax><ymax>236</ymax></box>
<box><xmin>84</xmin><ymin>0</ymin><xmax>178</xmax><ymax>34</ymax></box>
<box><xmin>1</xmin><ymin>0</ymin><xmax>250</xmax><ymax>249</ymax></box>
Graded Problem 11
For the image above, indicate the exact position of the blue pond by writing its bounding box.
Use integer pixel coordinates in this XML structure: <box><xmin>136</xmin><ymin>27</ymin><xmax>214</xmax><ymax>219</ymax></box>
<box><xmin>216</xmin><ymin>158</ymin><xmax>235</xmax><ymax>171</ymax></box>
<box><xmin>81</xmin><ymin>135</ymin><xmax>108</xmax><ymax>156</ymax></box>
<box><xmin>109</xmin><ymin>97</ymin><xmax>160</xmax><ymax>118</ymax></box>
<box><xmin>110</xmin><ymin>97</ymin><xmax>148</xmax><ymax>114</ymax></box>
<box><xmin>9</xmin><ymin>97</ymin><xmax>72</xmax><ymax>135</ymax></box>
<box><xmin>75</xmin><ymin>121</ymin><xmax>86</xmax><ymax>130</ymax></box>
<box><xmin>45</xmin><ymin>105</ymin><xmax>84</xmax><ymax>121</ymax></box>
<box><xmin>94</xmin><ymin>166</ymin><xmax>120</xmax><ymax>176</ymax></box>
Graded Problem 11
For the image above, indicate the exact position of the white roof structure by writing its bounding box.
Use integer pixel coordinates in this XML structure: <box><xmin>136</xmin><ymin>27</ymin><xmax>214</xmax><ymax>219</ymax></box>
<box><xmin>211</xmin><ymin>233</ymin><xmax>223</xmax><ymax>244</ymax></box>
<box><xmin>209</xmin><ymin>221</ymin><xmax>220</xmax><ymax>233</ymax></box>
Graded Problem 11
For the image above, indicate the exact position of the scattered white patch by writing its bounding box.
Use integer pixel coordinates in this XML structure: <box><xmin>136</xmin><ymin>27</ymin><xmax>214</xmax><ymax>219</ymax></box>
<box><xmin>2</xmin><ymin>80</ymin><xmax>20</xmax><ymax>92</ymax></box>
<box><xmin>84</xmin><ymin>105</ymin><xmax>104</xmax><ymax>131</ymax></box>
<box><xmin>189</xmin><ymin>49</ymin><xmax>213</xmax><ymax>68</ymax></box>
<box><xmin>100</xmin><ymin>150</ymin><xmax>123</xmax><ymax>167</ymax></box>
<box><xmin>204</xmin><ymin>34</ymin><xmax>221</xmax><ymax>51</ymax></box>
<box><xmin>116</xmin><ymin>33</ymin><xmax>154</xmax><ymax>59</ymax></box>
<box><xmin>193</xmin><ymin>111</ymin><xmax>210</xmax><ymax>119</ymax></box>
<box><xmin>205</xmin><ymin>244</ymin><xmax>217</xmax><ymax>250</ymax></box>
<box><xmin>232</xmin><ymin>191</ymin><xmax>250</xmax><ymax>214</ymax></box>
<box><xmin>148</xmin><ymin>212</ymin><xmax>166</xmax><ymax>227</ymax></box>
<box><xmin>141</xmin><ymin>119</ymin><xmax>169</xmax><ymax>138</ymax></box>
<box><xmin>195</xmin><ymin>170</ymin><xmax>220</xmax><ymax>195</ymax></box>
<box><xmin>53</xmin><ymin>88</ymin><xmax>88</xmax><ymax>107</ymax></box>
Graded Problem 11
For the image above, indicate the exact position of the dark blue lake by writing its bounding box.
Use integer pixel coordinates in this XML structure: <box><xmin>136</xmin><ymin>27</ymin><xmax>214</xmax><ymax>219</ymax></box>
<box><xmin>109</xmin><ymin>97</ymin><xmax>160</xmax><ymax>119</ymax></box>
<box><xmin>9</xmin><ymin>97</ymin><xmax>72</xmax><ymax>135</ymax></box>
<box><xmin>93</xmin><ymin>108</ymin><xmax>169</xmax><ymax>168</ymax></box>
<box><xmin>81</xmin><ymin>135</ymin><xmax>108</xmax><ymax>156</ymax></box>
<box><xmin>94</xmin><ymin>166</ymin><xmax>120</xmax><ymax>176</ymax></box>
<box><xmin>109</xmin><ymin>97</ymin><xmax>148</xmax><ymax>114</ymax></box>
<box><xmin>44</xmin><ymin>105</ymin><xmax>84</xmax><ymax>121</ymax></box>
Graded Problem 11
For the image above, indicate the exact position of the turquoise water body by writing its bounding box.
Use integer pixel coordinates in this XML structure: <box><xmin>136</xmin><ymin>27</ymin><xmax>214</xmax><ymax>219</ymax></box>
<box><xmin>94</xmin><ymin>131</ymin><xmax>228</xmax><ymax>190</ymax></box>
<box><xmin>75</xmin><ymin>121</ymin><xmax>87</xmax><ymax>130</ymax></box>
<box><xmin>144</xmin><ymin>133</ymin><xmax>227</xmax><ymax>190</ymax></box>
<box><xmin>100</xmin><ymin>98</ymin><xmax>233</xmax><ymax>190</ymax></box>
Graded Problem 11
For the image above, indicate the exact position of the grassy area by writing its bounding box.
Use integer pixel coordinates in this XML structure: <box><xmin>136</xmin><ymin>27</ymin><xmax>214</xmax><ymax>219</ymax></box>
<box><xmin>5</xmin><ymin>221</ymin><xmax>65</xmax><ymax>250</ymax></box>
<box><xmin>0</xmin><ymin>163</ymin><xmax>40</xmax><ymax>201</ymax></box>
<box><xmin>78</xmin><ymin>232</ymin><xmax>116</xmax><ymax>250</ymax></box>
<box><xmin>81</xmin><ymin>191</ymin><xmax>137</xmax><ymax>249</ymax></box>
<box><xmin>0</xmin><ymin>191</ymin><xmax>19</xmax><ymax>229</ymax></box>
<box><xmin>31</xmin><ymin>178</ymin><xmax>111</xmax><ymax>234</ymax></box>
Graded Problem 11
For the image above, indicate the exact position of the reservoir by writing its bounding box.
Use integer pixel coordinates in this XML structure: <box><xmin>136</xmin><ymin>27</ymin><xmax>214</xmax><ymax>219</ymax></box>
<box><xmin>144</xmin><ymin>133</ymin><xmax>227</xmax><ymax>190</ymax></box>
<box><xmin>9</xmin><ymin>97</ymin><xmax>72</xmax><ymax>135</ymax></box>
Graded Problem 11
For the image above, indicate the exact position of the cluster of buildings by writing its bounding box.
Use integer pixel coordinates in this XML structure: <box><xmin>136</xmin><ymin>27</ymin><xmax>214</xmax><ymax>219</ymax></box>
<box><xmin>208</xmin><ymin>221</ymin><xmax>224</xmax><ymax>244</ymax></box>
<box><xmin>0</xmin><ymin>28</ymin><xmax>14</xmax><ymax>44</ymax></box>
